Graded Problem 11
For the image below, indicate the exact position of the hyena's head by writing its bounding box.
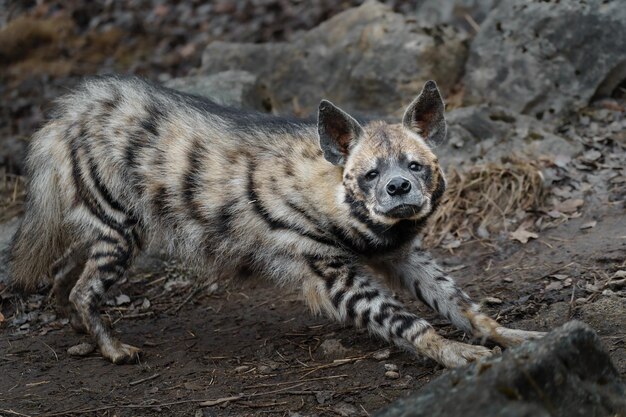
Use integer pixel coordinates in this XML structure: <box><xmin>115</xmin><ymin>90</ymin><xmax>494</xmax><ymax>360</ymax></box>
<box><xmin>317</xmin><ymin>80</ymin><xmax>447</xmax><ymax>224</ymax></box>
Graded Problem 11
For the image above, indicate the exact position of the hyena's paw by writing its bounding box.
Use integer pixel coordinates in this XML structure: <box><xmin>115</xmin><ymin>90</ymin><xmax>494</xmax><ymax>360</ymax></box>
<box><xmin>418</xmin><ymin>331</ymin><xmax>493</xmax><ymax>368</ymax></box>
<box><xmin>100</xmin><ymin>341</ymin><xmax>142</xmax><ymax>364</ymax></box>
<box><xmin>493</xmin><ymin>327</ymin><xmax>546</xmax><ymax>348</ymax></box>
<box><xmin>467</xmin><ymin>312</ymin><xmax>545</xmax><ymax>348</ymax></box>
<box><xmin>436</xmin><ymin>339</ymin><xmax>493</xmax><ymax>368</ymax></box>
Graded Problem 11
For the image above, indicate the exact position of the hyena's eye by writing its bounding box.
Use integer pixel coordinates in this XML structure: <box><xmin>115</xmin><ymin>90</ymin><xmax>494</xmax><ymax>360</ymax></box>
<box><xmin>409</xmin><ymin>162</ymin><xmax>422</xmax><ymax>172</ymax></box>
<box><xmin>365</xmin><ymin>170</ymin><xmax>379</xmax><ymax>181</ymax></box>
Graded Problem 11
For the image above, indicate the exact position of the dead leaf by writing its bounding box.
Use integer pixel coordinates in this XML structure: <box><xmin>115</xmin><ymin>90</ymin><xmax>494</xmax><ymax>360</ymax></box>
<box><xmin>613</xmin><ymin>270</ymin><xmax>626</xmax><ymax>279</ymax></box>
<box><xmin>554</xmin><ymin>198</ymin><xmax>584</xmax><ymax>213</ymax></box>
<box><xmin>581</xmin><ymin>149</ymin><xmax>602</xmax><ymax>162</ymax></box>
<box><xmin>510</xmin><ymin>226</ymin><xmax>539</xmax><ymax>244</ymax></box>
<box><xmin>550</xmin><ymin>274</ymin><xmax>569</xmax><ymax>281</ymax></box>
<box><xmin>580</xmin><ymin>220</ymin><xmax>597</xmax><ymax>230</ymax></box>
<box><xmin>547</xmin><ymin>210</ymin><xmax>563</xmax><ymax>218</ymax></box>
<box><xmin>0</xmin><ymin>312</ymin><xmax>4</xmax><ymax>323</ymax></box>
<box><xmin>545</xmin><ymin>281</ymin><xmax>564</xmax><ymax>291</ymax></box>
<box><xmin>183</xmin><ymin>381</ymin><xmax>203</xmax><ymax>390</ymax></box>
<box><xmin>115</xmin><ymin>294</ymin><xmax>131</xmax><ymax>305</ymax></box>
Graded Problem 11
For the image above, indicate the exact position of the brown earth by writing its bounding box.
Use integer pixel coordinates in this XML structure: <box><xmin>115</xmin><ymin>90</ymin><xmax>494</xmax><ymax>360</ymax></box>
<box><xmin>1</xmin><ymin>202</ymin><xmax>624</xmax><ymax>417</ymax></box>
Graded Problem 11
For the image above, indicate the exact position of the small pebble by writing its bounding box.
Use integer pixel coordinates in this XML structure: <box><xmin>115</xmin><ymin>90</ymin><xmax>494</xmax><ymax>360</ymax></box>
<box><xmin>319</xmin><ymin>338</ymin><xmax>348</xmax><ymax>359</ymax></box>
<box><xmin>234</xmin><ymin>365</ymin><xmax>250</xmax><ymax>373</ymax></box>
<box><xmin>373</xmin><ymin>348</ymin><xmax>390</xmax><ymax>360</ymax></box>
<box><xmin>385</xmin><ymin>370</ymin><xmax>400</xmax><ymax>379</ymax></box>
<box><xmin>384</xmin><ymin>363</ymin><xmax>398</xmax><ymax>371</ymax></box>
<box><xmin>67</xmin><ymin>342</ymin><xmax>95</xmax><ymax>356</ymax></box>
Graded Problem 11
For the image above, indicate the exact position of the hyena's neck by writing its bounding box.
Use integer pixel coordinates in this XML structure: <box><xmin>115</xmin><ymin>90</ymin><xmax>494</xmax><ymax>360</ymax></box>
<box><xmin>255</xmin><ymin>133</ymin><xmax>423</xmax><ymax>256</ymax></box>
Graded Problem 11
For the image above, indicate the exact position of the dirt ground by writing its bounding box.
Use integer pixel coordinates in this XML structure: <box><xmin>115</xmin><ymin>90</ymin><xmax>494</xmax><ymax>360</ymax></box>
<box><xmin>1</xmin><ymin>200</ymin><xmax>624</xmax><ymax>416</ymax></box>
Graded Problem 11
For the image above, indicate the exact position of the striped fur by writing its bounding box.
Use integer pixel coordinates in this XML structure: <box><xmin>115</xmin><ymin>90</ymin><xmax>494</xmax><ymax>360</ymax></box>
<box><xmin>9</xmin><ymin>76</ymin><xmax>544</xmax><ymax>365</ymax></box>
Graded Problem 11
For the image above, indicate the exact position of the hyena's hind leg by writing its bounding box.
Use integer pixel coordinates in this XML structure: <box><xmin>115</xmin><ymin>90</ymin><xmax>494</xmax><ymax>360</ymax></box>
<box><xmin>50</xmin><ymin>240</ymin><xmax>91</xmax><ymax>332</ymax></box>
<box><xmin>69</xmin><ymin>230</ymin><xmax>142</xmax><ymax>364</ymax></box>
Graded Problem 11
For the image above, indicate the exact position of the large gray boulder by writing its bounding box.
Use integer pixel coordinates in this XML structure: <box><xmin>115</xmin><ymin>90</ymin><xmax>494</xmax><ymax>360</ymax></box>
<box><xmin>374</xmin><ymin>321</ymin><xmax>626</xmax><ymax>417</ymax></box>
<box><xmin>165</xmin><ymin>71</ymin><xmax>264</xmax><ymax>110</ymax></box>
<box><xmin>438</xmin><ymin>104</ymin><xmax>583</xmax><ymax>168</ymax></box>
<box><xmin>200</xmin><ymin>1</ymin><xmax>468</xmax><ymax>116</ymax></box>
<box><xmin>415</xmin><ymin>0</ymin><xmax>501</xmax><ymax>30</ymax></box>
<box><xmin>464</xmin><ymin>0</ymin><xmax>626</xmax><ymax>119</ymax></box>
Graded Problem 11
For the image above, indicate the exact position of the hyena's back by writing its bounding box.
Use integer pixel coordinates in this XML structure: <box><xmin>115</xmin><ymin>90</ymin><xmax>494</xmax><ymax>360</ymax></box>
<box><xmin>9</xmin><ymin>76</ymin><xmax>325</xmax><ymax>291</ymax></box>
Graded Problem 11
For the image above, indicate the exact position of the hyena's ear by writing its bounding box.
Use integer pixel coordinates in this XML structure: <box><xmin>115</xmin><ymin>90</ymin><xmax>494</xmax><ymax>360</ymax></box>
<box><xmin>402</xmin><ymin>80</ymin><xmax>447</xmax><ymax>147</ymax></box>
<box><xmin>317</xmin><ymin>99</ymin><xmax>364</xmax><ymax>166</ymax></box>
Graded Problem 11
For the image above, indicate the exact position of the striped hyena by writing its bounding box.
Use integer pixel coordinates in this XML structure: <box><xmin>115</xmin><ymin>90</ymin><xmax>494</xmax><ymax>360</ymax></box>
<box><xmin>9</xmin><ymin>76</ymin><xmax>544</xmax><ymax>366</ymax></box>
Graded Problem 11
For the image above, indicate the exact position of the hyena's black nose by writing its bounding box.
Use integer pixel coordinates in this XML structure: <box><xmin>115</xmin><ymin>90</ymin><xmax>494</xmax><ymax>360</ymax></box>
<box><xmin>386</xmin><ymin>177</ymin><xmax>411</xmax><ymax>196</ymax></box>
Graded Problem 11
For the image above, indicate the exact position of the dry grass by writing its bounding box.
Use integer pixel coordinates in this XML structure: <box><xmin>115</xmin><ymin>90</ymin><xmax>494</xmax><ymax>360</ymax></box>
<box><xmin>0</xmin><ymin>170</ymin><xmax>26</xmax><ymax>223</ymax></box>
<box><xmin>422</xmin><ymin>158</ymin><xmax>545</xmax><ymax>248</ymax></box>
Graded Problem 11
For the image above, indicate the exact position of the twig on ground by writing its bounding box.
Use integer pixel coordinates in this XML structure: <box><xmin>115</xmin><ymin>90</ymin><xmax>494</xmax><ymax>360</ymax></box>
<box><xmin>244</xmin><ymin>374</ymin><xmax>348</xmax><ymax>389</ymax></box>
<box><xmin>129</xmin><ymin>373</ymin><xmax>160</xmax><ymax>387</ymax></box>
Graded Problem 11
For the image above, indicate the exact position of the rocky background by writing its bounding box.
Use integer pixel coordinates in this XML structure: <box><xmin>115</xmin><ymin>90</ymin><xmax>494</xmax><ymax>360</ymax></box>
<box><xmin>0</xmin><ymin>1</ymin><xmax>625</xmax><ymax>416</ymax></box>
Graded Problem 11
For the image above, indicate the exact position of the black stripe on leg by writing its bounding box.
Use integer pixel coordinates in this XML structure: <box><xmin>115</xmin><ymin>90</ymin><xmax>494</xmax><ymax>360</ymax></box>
<box><xmin>97</xmin><ymin>262</ymin><xmax>126</xmax><ymax>275</ymax></box>
<box><xmin>373</xmin><ymin>302</ymin><xmax>399</xmax><ymax>325</ymax></box>
<box><xmin>81</xmin><ymin>130</ymin><xmax>129</xmax><ymax>216</ymax></box>
<box><xmin>413</xmin><ymin>281</ymin><xmax>428</xmax><ymax>305</ymax></box>
<box><xmin>391</xmin><ymin>314</ymin><xmax>416</xmax><ymax>338</ymax></box>
<box><xmin>359</xmin><ymin>308</ymin><xmax>371</xmax><ymax>328</ymax></box>
<box><xmin>345</xmin><ymin>290</ymin><xmax>379</xmax><ymax>320</ymax></box>
<box><xmin>70</xmin><ymin>145</ymin><xmax>127</xmax><ymax>237</ymax></box>
<box><xmin>331</xmin><ymin>288</ymin><xmax>347</xmax><ymax>308</ymax></box>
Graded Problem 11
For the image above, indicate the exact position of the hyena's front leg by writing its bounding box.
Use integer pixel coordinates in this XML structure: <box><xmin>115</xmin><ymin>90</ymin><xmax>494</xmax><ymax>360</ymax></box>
<box><xmin>69</xmin><ymin>231</ymin><xmax>140</xmax><ymax>364</ymax></box>
<box><xmin>386</xmin><ymin>249</ymin><xmax>545</xmax><ymax>347</ymax></box>
<box><xmin>304</xmin><ymin>256</ymin><xmax>493</xmax><ymax>368</ymax></box>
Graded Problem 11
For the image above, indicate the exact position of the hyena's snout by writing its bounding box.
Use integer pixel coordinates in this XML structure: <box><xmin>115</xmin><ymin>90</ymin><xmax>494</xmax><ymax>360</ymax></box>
<box><xmin>376</xmin><ymin>174</ymin><xmax>425</xmax><ymax>219</ymax></box>
<box><xmin>385</xmin><ymin>176</ymin><xmax>412</xmax><ymax>197</ymax></box>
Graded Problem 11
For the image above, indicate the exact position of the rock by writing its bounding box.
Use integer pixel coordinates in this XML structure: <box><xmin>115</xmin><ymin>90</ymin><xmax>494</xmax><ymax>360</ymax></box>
<box><xmin>438</xmin><ymin>104</ymin><xmax>583</xmax><ymax>168</ymax></box>
<box><xmin>67</xmin><ymin>342</ymin><xmax>95</xmax><ymax>357</ymax></box>
<box><xmin>373</xmin><ymin>348</ymin><xmax>391</xmax><ymax>360</ymax></box>
<box><xmin>384</xmin><ymin>363</ymin><xmax>398</xmax><ymax>371</ymax></box>
<box><xmin>384</xmin><ymin>371</ymin><xmax>400</xmax><ymax>380</ymax></box>
<box><xmin>319</xmin><ymin>339</ymin><xmax>349</xmax><ymax>360</ymax></box>
<box><xmin>373</xmin><ymin>321</ymin><xmax>626</xmax><ymax>417</ymax></box>
<box><xmin>165</xmin><ymin>71</ymin><xmax>265</xmax><ymax>110</ymax></box>
<box><xmin>0</xmin><ymin>218</ymin><xmax>20</xmax><ymax>286</ymax></box>
<box><xmin>464</xmin><ymin>0</ymin><xmax>626</xmax><ymax>119</ymax></box>
<box><xmin>201</xmin><ymin>1</ymin><xmax>467</xmax><ymax>116</ymax></box>
<box><xmin>415</xmin><ymin>0</ymin><xmax>501</xmax><ymax>31</ymax></box>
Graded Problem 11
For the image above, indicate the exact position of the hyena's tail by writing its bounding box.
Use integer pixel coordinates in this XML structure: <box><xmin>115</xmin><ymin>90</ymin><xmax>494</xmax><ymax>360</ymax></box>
<box><xmin>9</xmin><ymin>125</ymin><xmax>70</xmax><ymax>292</ymax></box>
